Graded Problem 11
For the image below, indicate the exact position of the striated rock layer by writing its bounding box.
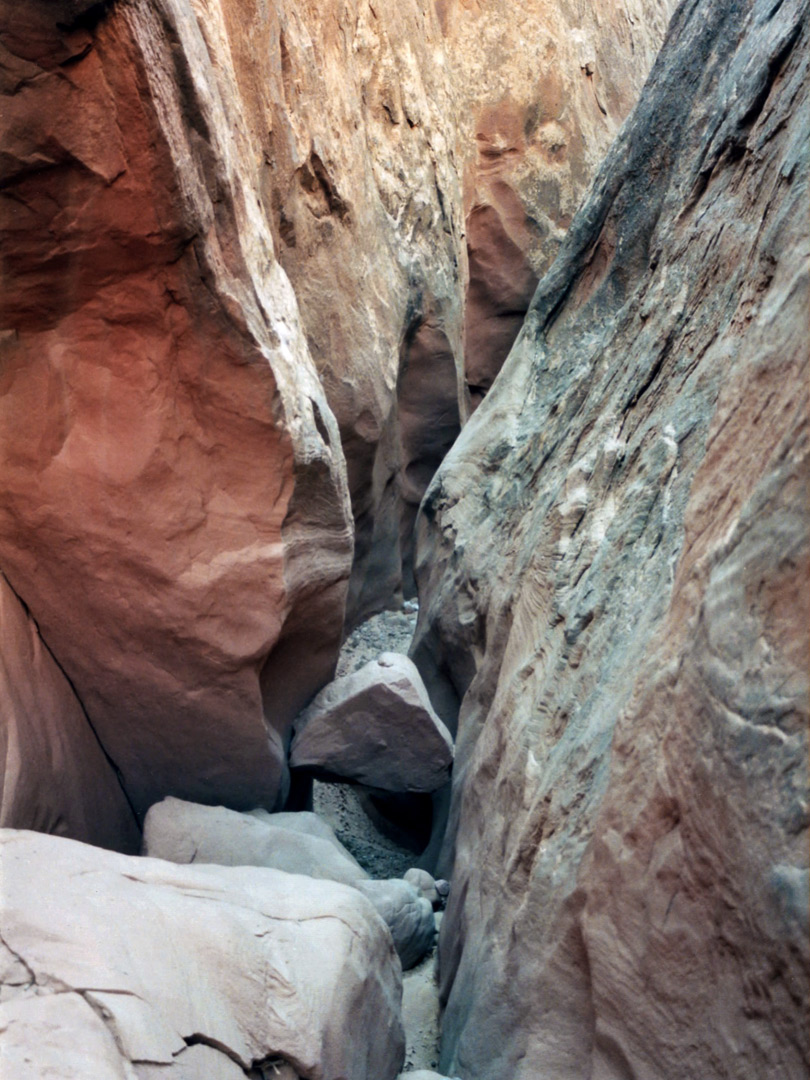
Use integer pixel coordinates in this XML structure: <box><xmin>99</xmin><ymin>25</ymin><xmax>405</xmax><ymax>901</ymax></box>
<box><xmin>0</xmin><ymin>0</ymin><xmax>353</xmax><ymax>827</ymax></box>
<box><xmin>412</xmin><ymin>0</ymin><xmax>810</xmax><ymax>1076</ymax></box>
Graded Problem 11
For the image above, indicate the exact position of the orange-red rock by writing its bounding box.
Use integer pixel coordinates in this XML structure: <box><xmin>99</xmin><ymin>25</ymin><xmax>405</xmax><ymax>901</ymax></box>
<box><xmin>0</xmin><ymin>572</ymin><xmax>139</xmax><ymax>851</ymax></box>
<box><xmin>0</xmin><ymin>0</ymin><xmax>353</xmax><ymax>828</ymax></box>
<box><xmin>413</xmin><ymin>0</ymin><xmax>810</xmax><ymax>1075</ymax></box>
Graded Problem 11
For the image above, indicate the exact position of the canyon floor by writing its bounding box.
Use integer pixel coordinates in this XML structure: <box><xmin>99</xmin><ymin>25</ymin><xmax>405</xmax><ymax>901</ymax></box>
<box><xmin>315</xmin><ymin>604</ymin><xmax>445</xmax><ymax>1076</ymax></box>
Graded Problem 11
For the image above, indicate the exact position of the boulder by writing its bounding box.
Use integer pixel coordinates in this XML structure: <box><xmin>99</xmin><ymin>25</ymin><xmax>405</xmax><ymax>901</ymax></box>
<box><xmin>0</xmin><ymin>828</ymin><xmax>404</xmax><ymax>1080</ymax></box>
<box><xmin>0</xmin><ymin>0</ymin><xmax>353</xmax><ymax>830</ymax></box>
<box><xmin>413</xmin><ymin>0</ymin><xmax>810</xmax><ymax>1076</ymax></box>
<box><xmin>143</xmin><ymin>797</ymin><xmax>436</xmax><ymax>969</ymax></box>
<box><xmin>0</xmin><ymin>572</ymin><xmax>139</xmax><ymax>852</ymax></box>
<box><xmin>291</xmin><ymin>653</ymin><xmax>454</xmax><ymax>793</ymax></box>
<box><xmin>143</xmin><ymin>797</ymin><xmax>367</xmax><ymax>885</ymax></box>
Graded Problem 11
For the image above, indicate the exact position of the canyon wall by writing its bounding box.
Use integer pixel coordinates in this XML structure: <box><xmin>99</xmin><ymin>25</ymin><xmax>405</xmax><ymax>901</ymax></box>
<box><xmin>214</xmin><ymin>0</ymin><xmax>676</xmax><ymax>621</ymax></box>
<box><xmin>1</xmin><ymin>0</ymin><xmax>674</xmax><ymax>847</ymax></box>
<box><xmin>0</xmin><ymin>0</ymin><xmax>353</xmax><ymax>831</ymax></box>
<box><xmin>412</xmin><ymin>0</ymin><xmax>810</xmax><ymax>1075</ymax></box>
<box><xmin>440</xmin><ymin>0</ymin><xmax>675</xmax><ymax>406</ymax></box>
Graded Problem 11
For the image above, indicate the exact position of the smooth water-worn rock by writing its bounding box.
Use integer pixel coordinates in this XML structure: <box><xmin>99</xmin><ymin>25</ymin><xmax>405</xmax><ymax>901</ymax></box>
<box><xmin>202</xmin><ymin>0</ymin><xmax>675</xmax><ymax>621</ymax></box>
<box><xmin>0</xmin><ymin>572</ymin><xmax>139</xmax><ymax>852</ymax></box>
<box><xmin>143</xmin><ymin>797</ymin><xmax>435</xmax><ymax>969</ymax></box>
<box><xmin>0</xmin><ymin>828</ymin><xmax>404</xmax><ymax>1079</ymax></box>
<box><xmin>291</xmin><ymin>653</ymin><xmax>454</xmax><ymax>792</ymax></box>
<box><xmin>0</xmin><ymin>0</ymin><xmax>353</xmax><ymax>830</ymax></box>
<box><xmin>439</xmin><ymin>0</ymin><xmax>676</xmax><ymax>403</ymax></box>
<box><xmin>143</xmin><ymin>797</ymin><xmax>368</xmax><ymax>884</ymax></box>
<box><xmin>413</xmin><ymin>0</ymin><xmax>810</xmax><ymax>1076</ymax></box>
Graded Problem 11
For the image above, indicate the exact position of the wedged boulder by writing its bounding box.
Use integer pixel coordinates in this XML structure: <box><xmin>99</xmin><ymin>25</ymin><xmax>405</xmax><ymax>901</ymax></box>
<box><xmin>0</xmin><ymin>0</ymin><xmax>353</xmax><ymax>831</ymax></box>
<box><xmin>0</xmin><ymin>572</ymin><xmax>139</xmax><ymax>852</ymax></box>
<box><xmin>413</xmin><ymin>0</ymin><xmax>810</xmax><ymax>1076</ymax></box>
<box><xmin>0</xmin><ymin>828</ymin><xmax>404</xmax><ymax>1080</ymax></box>
<box><xmin>291</xmin><ymin>653</ymin><xmax>454</xmax><ymax>793</ymax></box>
<box><xmin>143</xmin><ymin>797</ymin><xmax>435</xmax><ymax>969</ymax></box>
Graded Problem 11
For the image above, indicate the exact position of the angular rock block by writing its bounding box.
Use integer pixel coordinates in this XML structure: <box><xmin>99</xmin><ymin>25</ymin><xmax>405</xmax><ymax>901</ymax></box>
<box><xmin>291</xmin><ymin>653</ymin><xmax>454</xmax><ymax>793</ymax></box>
<box><xmin>143</xmin><ymin>797</ymin><xmax>435</xmax><ymax>969</ymax></box>
<box><xmin>0</xmin><ymin>829</ymin><xmax>404</xmax><ymax>1080</ymax></box>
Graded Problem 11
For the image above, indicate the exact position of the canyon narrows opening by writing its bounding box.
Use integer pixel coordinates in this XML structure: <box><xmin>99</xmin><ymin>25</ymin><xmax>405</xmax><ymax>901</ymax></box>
<box><xmin>0</xmin><ymin>1</ymin><xmax>807</xmax><ymax>1080</ymax></box>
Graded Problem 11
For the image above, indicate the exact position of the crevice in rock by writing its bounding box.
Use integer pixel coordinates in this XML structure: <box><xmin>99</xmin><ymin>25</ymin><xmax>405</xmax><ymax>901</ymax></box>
<box><xmin>0</xmin><ymin>568</ymin><xmax>141</xmax><ymax>835</ymax></box>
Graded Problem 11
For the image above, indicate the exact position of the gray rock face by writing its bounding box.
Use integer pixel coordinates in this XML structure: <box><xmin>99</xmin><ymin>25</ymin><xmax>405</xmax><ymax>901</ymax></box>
<box><xmin>0</xmin><ymin>829</ymin><xmax>404</xmax><ymax>1080</ymax></box>
<box><xmin>291</xmin><ymin>653</ymin><xmax>454</xmax><ymax>793</ymax></box>
<box><xmin>356</xmin><ymin>880</ymin><xmax>436</xmax><ymax>972</ymax></box>
<box><xmin>412</xmin><ymin>0</ymin><xmax>810</xmax><ymax>1077</ymax></box>
<box><xmin>143</xmin><ymin>797</ymin><xmax>435</xmax><ymax>969</ymax></box>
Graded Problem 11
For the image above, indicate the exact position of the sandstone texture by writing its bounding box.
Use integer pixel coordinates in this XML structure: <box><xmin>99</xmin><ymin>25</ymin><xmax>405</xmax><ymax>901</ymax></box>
<box><xmin>143</xmin><ymin>796</ymin><xmax>436</xmax><ymax>969</ymax></box>
<box><xmin>440</xmin><ymin>0</ymin><xmax>675</xmax><ymax>404</ymax></box>
<box><xmin>0</xmin><ymin>572</ymin><xmax>139</xmax><ymax>851</ymax></box>
<box><xmin>354</xmin><ymin>879</ymin><xmax>436</xmax><ymax>971</ymax></box>
<box><xmin>0</xmin><ymin>828</ymin><xmax>404</xmax><ymax>1079</ymax></box>
<box><xmin>291</xmin><ymin>653</ymin><xmax>454</xmax><ymax>792</ymax></box>
<box><xmin>0</xmin><ymin>0</ymin><xmax>353</xmax><ymax>827</ymax></box>
<box><xmin>218</xmin><ymin>0</ymin><xmax>675</xmax><ymax>620</ymax></box>
<box><xmin>412</xmin><ymin>0</ymin><xmax>810</xmax><ymax>1076</ymax></box>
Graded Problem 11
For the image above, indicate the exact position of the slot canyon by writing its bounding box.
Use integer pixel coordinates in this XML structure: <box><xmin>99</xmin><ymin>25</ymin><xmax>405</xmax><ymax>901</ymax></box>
<box><xmin>0</xmin><ymin>0</ymin><xmax>807</xmax><ymax>1078</ymax></box>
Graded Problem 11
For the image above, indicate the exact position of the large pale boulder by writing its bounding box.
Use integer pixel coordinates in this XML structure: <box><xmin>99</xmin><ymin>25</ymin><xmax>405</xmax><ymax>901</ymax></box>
<box><xmin>291</xmin><ymin>653</ymin><xmax>454</xmax><ymax>792</ymax></box>
<box><xmin>143</xmin><ymin>797</ymin><xmax>368</xmax><ymax>884</ymax></box>
<box><xmin>143</xmin><ymin>797</ymin><xmax>436</xmax><ymax>969</ymax></box>
<box><xmin>0</xmin><ymin>828</ymin><xmax>405</xmax><ymax>1079</ymax></box>
<box><xmin>0</xmin><ymin>0</ymin><xmax>353</xmax><ymax>828</ymax></box>
<box><xmin>0</xmin><ymin>572</ymin><xmax>139</xmax><ymax>852</ymax></box>
<box><xmin>413</xmin><ymin>0</ymin><xmax>810</xmax><ymax>1076</ymax></box>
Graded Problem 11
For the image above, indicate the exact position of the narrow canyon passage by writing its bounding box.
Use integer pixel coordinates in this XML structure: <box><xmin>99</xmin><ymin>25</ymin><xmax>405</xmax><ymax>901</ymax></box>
<box><xmin>0</xmin><ymin>0</ymin><xmax>807</xmax><ymax>1079</ymax></box>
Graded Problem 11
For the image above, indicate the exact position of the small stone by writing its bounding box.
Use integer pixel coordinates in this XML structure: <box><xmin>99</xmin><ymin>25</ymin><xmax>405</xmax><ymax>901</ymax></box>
<box><xmin>404</xmin><ymin>867</ymin><xmax>440</xmax><ymax>907</ymax></box>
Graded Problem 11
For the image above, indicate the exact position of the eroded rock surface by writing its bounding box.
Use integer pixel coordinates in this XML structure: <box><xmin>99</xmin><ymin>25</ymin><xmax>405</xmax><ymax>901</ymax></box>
<box><xmin>439</xmin><ymin>0</ymin><xmax>676</xmax><ymax>403</ymax></box>
<box><xmin>0</xmin><ymin>572</ymin><xmax>139</xmax><ymax>851</ymax></box>
<box><xmin>291</xmin><ymin>653</ymin><xmax>454</xmax><ymax>793</ymax></box>
<box><xmin>0</xmin><ymin>0</ymin><xmax>353</xmax><ymax>827</ymax></box>
<box><xmin>0</xmin><ymin>828</ymin><xmax>405</xmax><ymax>1079</ymax></box>
<box><xmin>413</xmin><ymin>0</ymin><xmax>810</xmax><ymax>1076</ymax></box>
<box><xmin>143</xmin><ymin>796</ymin><xmax>436</xmax><ymax>969</ymax></box>
<box><xmin>217</xmin><ymin>0</ymin><xmax>676</xmax><ymax>619</ymax></box>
